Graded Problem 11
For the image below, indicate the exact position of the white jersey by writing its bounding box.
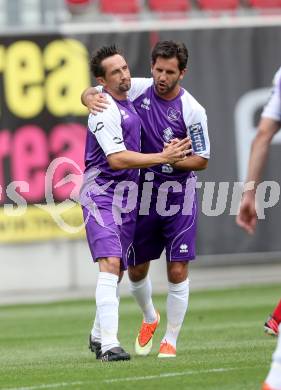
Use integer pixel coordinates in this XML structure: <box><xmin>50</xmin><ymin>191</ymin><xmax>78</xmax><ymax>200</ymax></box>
<box><xmin>262</xmin><ymin>67</ymin><xmax>281</xmax><ymax>123</ymax></box>
<box><xmin>88</xmin><ymin>93</ymin><xmax>126</xmax><ymax>156</ymax></box>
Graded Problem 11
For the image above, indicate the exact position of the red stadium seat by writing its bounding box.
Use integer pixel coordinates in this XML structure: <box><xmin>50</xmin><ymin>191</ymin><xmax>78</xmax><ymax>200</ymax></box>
<box><xmin>148</xmin><ymin>0</ymin><xmax>190</xmax><ymax>12</ymax></box>
<box><xmin>100</xmin><ymin>0</ymin><xmax>140</xmax><ymax>14</ymax></box>
<box><xmin>197</xmin><ymin>0</ymin><xmax>239</xmax><ymax>10</ymax></box>
<box><xmin>66</xmin><ymin>0</ymin><xmax>91</xmax><ymax>4</ymax></box>
<box><xmin>248</xmin><ymin>0</ymin><xmax>281</xmax><ymax>8</ymax></box>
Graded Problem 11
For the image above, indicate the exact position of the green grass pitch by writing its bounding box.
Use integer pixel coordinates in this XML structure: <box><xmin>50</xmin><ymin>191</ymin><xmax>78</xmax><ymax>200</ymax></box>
<box><xmin>0</xmin><ymin>283</ymin><xmax>280</xmax><ymax>390</ymax></box>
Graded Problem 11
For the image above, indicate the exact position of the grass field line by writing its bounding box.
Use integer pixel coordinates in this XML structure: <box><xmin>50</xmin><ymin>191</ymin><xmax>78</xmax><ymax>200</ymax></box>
<box><xmin>104</xmin><ymin>367</ymin><xmax>237</xmax><ymax>383</ymax></box>
<box><xmin>1</xmin><ymin>366</ymin><xmax>261</xmax><ymax>390</ymax></box>
<box><xmin>0</xmin><ymin>381</ymin><xmax>85</xmax><ymax>390</ymax></box>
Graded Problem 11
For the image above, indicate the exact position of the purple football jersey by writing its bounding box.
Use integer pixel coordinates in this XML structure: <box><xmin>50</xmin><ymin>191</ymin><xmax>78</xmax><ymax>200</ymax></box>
<box><xmin>81</xmin><ymin>92</ymin><xmax>141</xmax><ymax>268</ymax></box>
<box><xmin>84</xmin><ymin>92</ymin><xmax>141</xmax><ymax>189</ymax></box>
<box><xmin>131</xmin><ymin>83</ymin><xmax>210</xmax><ymax>186</ymax></box>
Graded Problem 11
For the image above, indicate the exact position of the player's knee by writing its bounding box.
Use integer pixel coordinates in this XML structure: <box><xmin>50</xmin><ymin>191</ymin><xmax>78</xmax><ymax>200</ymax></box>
<box><xmin>168</xmin><ymin>264</ymin><xmax>188</xmax><ymax>283</ymax></box>
<box><xmin>99</xmin><ymin>257</ymin><xmax>121</xmax><ymax>276</ymax></box>
<box><xmin>128</xmin><ymin>265</ymin><xmax>148</xmax><ymax>282</ymax></box>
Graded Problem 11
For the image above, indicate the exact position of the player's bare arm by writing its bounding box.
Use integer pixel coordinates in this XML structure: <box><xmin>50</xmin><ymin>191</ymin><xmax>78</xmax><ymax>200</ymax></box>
<box><xmin>107</xmin><ymin>138</ymin><xmax>191</xmax><ymax>170</ymax></box>
<box><xmin>245</xmin><ymin>117</ymin><xmax>280</xmax><ymax>189</ymax></box>
<box><xmin>172</xmin><ymin>155</ymin><xmax>208</xmax><ymax>171</ymax></box>
<box><xmin>81</xmin><ymin>87</ymin><xmax>110</xmax><ymax>114</ymax></box>
<box><xmin>236</xmin><ymin>117</ymin><xmax>280</xmax><ymax>234</ymax></box>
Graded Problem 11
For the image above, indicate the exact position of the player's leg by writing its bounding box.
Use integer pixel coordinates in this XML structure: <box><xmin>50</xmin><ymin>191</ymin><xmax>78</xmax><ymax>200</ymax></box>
<box><xmin>83</xmin><ymin>203</ymin><xmax>130</xmax><ymax>362</ymax></box>
<box><xmin>158</xmin><ymin>194</ymin><xmax>197</xmax><ymax>358</ymax></box>
<box><xmin>89</xmin><ymin>310</ymin><xmax>102</xmax><ymax>358</ymax></box>
<box><xmin>129</xmin><ymin>263</ymin><xmax>161</xmax><ymax>356</ymax></box>
<box><xmin>265</xmin><ymin>300</ymin><xmax>281</xmax><ymax>336</ymax></box>
<box><xmin>158</xmin><ymin>261</ymin><xmax>189</xmax><ymax>358</ymax></box>
<box><xmin>89</xmin><ymin>272</ymin><xmax>123</xmax><ymax>359</ymax></box>
<box><xmin>129</xmin><ymin>262</ymin><xmax>157</xmax><ymax>323</ymax></box>
<box><xmin>128</xmin><ymin>213</ymin><xmax>163</xmax><ymax>355</ymax></box>
<box><xmin>97</xmin><ymin>257</ymin><xmax>129</xmax><ymax>361</ymax></box>
<box><xmin>262</xmin><ymin>324</ymin><xmax>281</xmax><ymax>390</ymax></box>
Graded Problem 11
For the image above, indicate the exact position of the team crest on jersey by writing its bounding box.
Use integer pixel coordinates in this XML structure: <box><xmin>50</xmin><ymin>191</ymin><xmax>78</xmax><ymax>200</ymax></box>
<box><xmin>188</xmin><ymin>123</ymin><xmax>206</xmax><ymax>153</ymax></box>
<box><xmin>141</xmin><ymin>97</ymin><xmax>150</xmax><ymax>110</ymax></box>
<box><xmin>167</xmin><ymin>107</ymin><xmax>181</xmax><ymax>122</ymax></box>
<box><xmin>163</xmin><ymin>127</ymin><xmax>174</xmax><ymax>142</ymax></box>
<box><xmin>120</xmin><ymin>109</ymin><xmax>129</xmax><ymax>120</ymax></box>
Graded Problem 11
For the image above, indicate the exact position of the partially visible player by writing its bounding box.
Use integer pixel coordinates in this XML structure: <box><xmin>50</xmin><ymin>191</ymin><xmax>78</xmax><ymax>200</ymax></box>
<box><xmin>82</xmin><ymin>41</ymin><xmax>210</xmax><ymax>358</ymax></box>
<box><xmin>265</xmin><ymin>300</ymin><xmax>281</xmax><ymax>337</ymax></box>
<box><xmin>262</xmin><ymin>324</ymin><xmax>281</xmax><ymax>390</ymax></box>
<box><xmin>236</xmin><ymin>66</ymin><xmax>281</xmax><ymax>337</ymax></box>
<box><xmin>82</xmin><ymin>45</ymin><xmax>190</xmax><ymax>362</ymax></box>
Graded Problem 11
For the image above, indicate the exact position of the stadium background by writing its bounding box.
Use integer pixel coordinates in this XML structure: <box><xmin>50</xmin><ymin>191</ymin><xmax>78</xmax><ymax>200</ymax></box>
<box><xmin>0</xmin><ymin>0</ymin><xmax>281</xmax><ymax>303</ymax></box>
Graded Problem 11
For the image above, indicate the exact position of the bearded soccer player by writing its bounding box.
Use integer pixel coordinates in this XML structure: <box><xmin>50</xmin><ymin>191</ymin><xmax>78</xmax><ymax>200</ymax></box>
<box><xmin>82</xmin><ymin>40</ymin><xmax>210</xmax><ymax>359</ymax></box>
<box><xmin>236</xmin><ymin>67</ymin><xmax>281</xmax><ymax>389</ymax></box>
<box><xmin>81</xmin><ymin>45</ymin><xmax>190</xmax><ymax>362</ymax></box>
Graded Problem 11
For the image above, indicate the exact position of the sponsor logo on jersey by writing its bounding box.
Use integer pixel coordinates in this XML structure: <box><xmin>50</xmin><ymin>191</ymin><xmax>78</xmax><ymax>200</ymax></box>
<box><xmin>161</xmin><ymin>164</ymin><xmax>173</xmax><ymax>174</ymax></box>
<box><xmin>93</xmin><ymin>122</ymin><xmax>104</xmax><ymax>133</ymax></box>
<box><xmin>120</xmin><ymin>109</ymin><xmax>129</xmax><ymax>120</ymax></box>
<box><xmin>141</xmin><ymin>97</ymin><xmax>150</xmax><ymax>110</ymax></box>
<box><xmin>188</xmin><ymin>123</ymin><xmax>206</xmax><ymax>153</ymax></box>
<box><xmin>163</xmin><ymin>127</ymin><xmax>174</xmax><ymax>142</ymax></box>
<box><xmin>167</xmin><ymin>107</ymin><xmax>181</xmax><ymax>122</ymax></box>
<box><xmin>113</xmin><ymin>136</ymin><xmax>124</xmax><ymax>144</ymax></box>
<box><xmin>180</xmin><ymin>243</ymin><xmax>188</xmax><ymax>253</ymax></box>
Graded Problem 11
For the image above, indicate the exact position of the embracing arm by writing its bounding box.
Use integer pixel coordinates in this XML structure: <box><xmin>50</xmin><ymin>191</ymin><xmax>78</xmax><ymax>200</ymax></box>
<box><xmin>172</xmin><ymin>155</ymin><xmax>208</xmax><ymax>171</ymax></box>
<box><xmin>108</xmin><ymin>138</ymin><xmax>191</xmax><ymax>170</ymax></box>
<box><xmin>81</xmin><ymin>78</ymin><xmax>153</xmax><ymax>114</ymax></box>
<box><xmin>81</xmin><ymin>87</ymin><xmax>109</xmax><ymax>114</ymax></box>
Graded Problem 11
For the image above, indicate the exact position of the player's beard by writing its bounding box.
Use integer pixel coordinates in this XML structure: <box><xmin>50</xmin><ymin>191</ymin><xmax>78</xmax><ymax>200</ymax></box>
<box><xmin>155</xmin><ymin>77</ymin><xmax>179</xmax><ymax>96</ymax></box>
<box><xmin>119</xmin><ymin>79</ymin><xmax>131</xmax><ymax>92</ymax></box>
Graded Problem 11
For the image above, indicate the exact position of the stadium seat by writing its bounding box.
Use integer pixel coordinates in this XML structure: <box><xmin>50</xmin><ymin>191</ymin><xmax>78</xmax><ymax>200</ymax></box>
<box><xmin>100</xmin><ymin>0</ymin><xmax>140</xmax><ymax>14</ymax></box>
<box><xmin>66</xmin><ymin>0</ymin><xmax>92</xmax><ymax>4</ymax></box>
<box><xmin>248</xmin><ymin>0</ymin><xmax>281</xmax><ymax>8</ymax></box>
<box><xmin>148</xmin><ymin>0</ymin><xmax>190</xmax><ymax>12</ymax></box>
<box><xmin>197</xmin><ymin>0</ymin><xmax>239</xmax><ymax>10</ymax></box>
<box><xmin>65</xmin><ymin>0</ymin><xmax>93</xmax><ymax>14</ymax></box>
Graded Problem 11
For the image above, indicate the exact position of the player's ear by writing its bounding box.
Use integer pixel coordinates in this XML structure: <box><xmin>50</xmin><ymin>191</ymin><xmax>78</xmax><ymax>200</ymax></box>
<box><xmin>96</xmin><ymin>76</ymin><xmax>106</xmax><ymax>87</ymax></box>
<box><xmin>179</xmin><ymin>67</ymin><xmax>187</xmax><ymax>81</ymax></box>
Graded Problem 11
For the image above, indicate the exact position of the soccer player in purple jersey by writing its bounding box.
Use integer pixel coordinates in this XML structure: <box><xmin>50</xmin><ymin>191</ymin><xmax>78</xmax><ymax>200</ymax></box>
<box><xmin>82</xmin><ymin>41</ymin><xmax>210</xmax><ymax>358</ymax></box>
<box><xmin>81</xmin><ymin>45</ymin><xmax>190</xmax><ymax>362</ymax></box>
<box><xmin>236</xmin><ymin>67</ymin><xmax>281</xmax><ymax>390</ymax></box>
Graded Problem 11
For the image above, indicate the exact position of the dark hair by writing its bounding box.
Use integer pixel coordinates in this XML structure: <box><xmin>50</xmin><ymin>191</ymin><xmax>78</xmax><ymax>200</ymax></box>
<box><xmin>90</xmin><ymin>45</ymin><xmax>123</xmax><ymax>78</ymax></box>
<box><xmin>151</xmin><ymin>41</ymin><xmax>188</xmax><ymax>71</ymax></box>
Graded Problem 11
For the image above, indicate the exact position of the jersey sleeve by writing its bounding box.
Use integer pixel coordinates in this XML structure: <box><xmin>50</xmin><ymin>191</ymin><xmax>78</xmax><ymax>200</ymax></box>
<box><xmin>128</xmin><ymin>78</ymin><xmax>153</xmax><ymax>101</ymax></box>
<box><xmin>181</xmin><ymin>93</ymin><xmax>210</xmax><ymax>159</ymax></box>
<box><xmin>261</xmin><ymin>67</ymin><xmax>281</xmax><ymax>122</ymax></box>
<box><xmin>88</xmin><ymin>96</ymin><xmax>126</xmax><ymax>156</ymax></box>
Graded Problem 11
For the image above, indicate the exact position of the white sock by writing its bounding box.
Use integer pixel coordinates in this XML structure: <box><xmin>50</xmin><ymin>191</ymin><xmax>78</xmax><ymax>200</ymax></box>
<box><xmin>91</xmin><ymin>282</ymin><xmax>121</xmax><ymax>343</ymax></box>
<box><xmin>90</xmin><ymin>310</ymin><xmax>101</xmax><ymax>343</ymax></box>
<box><xmin>96</xmin><ymin>272</ymin><xmax>120</xmax><ymax>354</ymax></box>
<box><xmin>265</xmin><ymin>324</ymin><xmax>281</xmax><ymax>389</ymax></box>
<box><xmin>129</xmin><ymin>275</ymin><xmax>157</xmax><ymax>323</ymax></box>
<box><xmin>161</xmin><ymin>278</ymin><xmax>190</xmax><ymax>349</ymax></box>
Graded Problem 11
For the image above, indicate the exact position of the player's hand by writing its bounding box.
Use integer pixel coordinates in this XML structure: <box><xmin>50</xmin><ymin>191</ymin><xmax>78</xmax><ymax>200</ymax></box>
<box><xmin>86</xmin><ymin>93</ymin><xmax>110</xmax><ymax>115</ymax></box>
<box><xmin>164</xmin><ymin>138</ymin><xmax>192</xmax><ymax>154</ymax></box>
<box><xmin>236</xmin><ymin>191</ymin><xmax>257</xmax><ymax>235</ymax></box>
<box><xmin>162</xmin><ymin>137</ymin><xmax>192</xmax><ymax>164</ymax></box>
